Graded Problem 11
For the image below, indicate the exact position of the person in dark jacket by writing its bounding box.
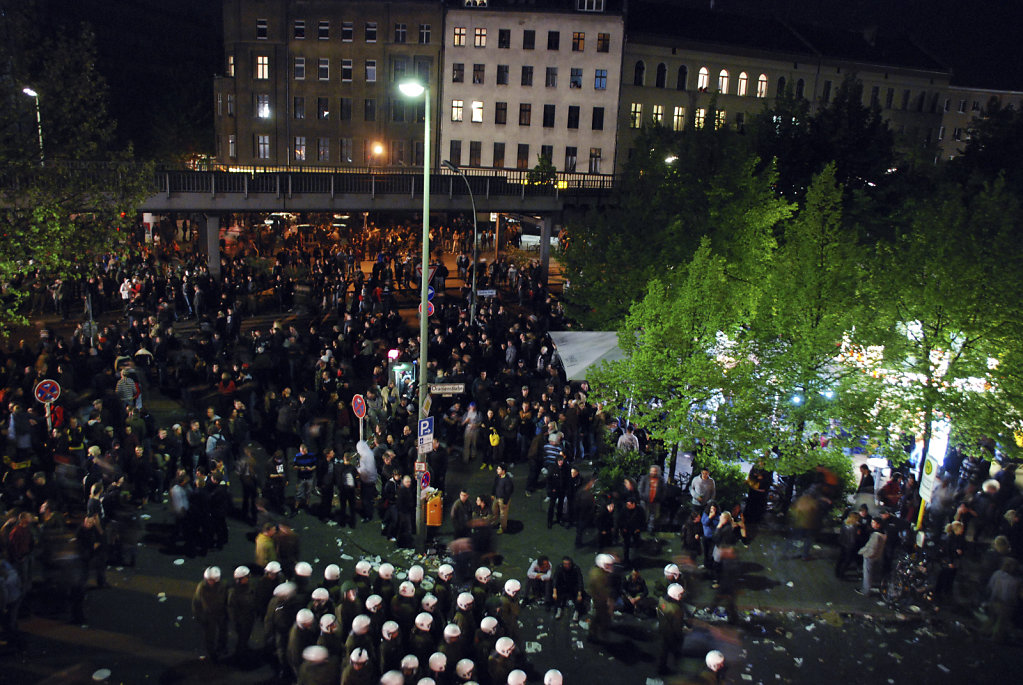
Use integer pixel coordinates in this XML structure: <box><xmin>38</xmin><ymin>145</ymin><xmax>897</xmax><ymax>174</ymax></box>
<box><xmin>835</xmin><ymin>512</ymin><xmax>861</xmax><ymax>580</ymax></box>
<box><xmin>546</xmin><ymin>454</ymin><xmax>570</xmax><ymax>529</ymax></box>
<box><xmin>551</xmin><ymin>556</ymin><xmax>585</xmax><ymax>619</ymax></box>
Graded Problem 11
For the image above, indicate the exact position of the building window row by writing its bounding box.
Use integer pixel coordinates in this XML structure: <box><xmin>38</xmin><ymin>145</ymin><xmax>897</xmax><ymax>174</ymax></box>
<box><xmin>450</xmin><ymin>27</ymin><xmax>611</xmax><ymax>53</ymax></box>
<box><xmin>450</xmin><ymin>99</ymin><xmax>606</xmax><ymax>129</ymax></box>
<box><xmin>451</xmin><ymin>64</ymin><xmax>608</xmax><ymax>90</ymax></box>
<box><xmin>448</xmin><ymin>139</ymin><xmax>603</xmax><ymax>172</ymax></box>
<box><xmin>633</xmin><ymin>61</ymin><xmax>768</xmax><ymax>98</ymax></box>
<box><xmin>251</xmin><ymin>18</ymin><xmax>432</xmax><ymax>44</ymax></box>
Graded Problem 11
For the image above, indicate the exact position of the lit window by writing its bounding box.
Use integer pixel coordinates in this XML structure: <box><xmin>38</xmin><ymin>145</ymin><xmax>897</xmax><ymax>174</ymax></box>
<box><xmin>318</xmin><ymin>20</ymin><xmax>329</xmax><ymax>40</ymax></box>
<box><xmin>629</xmin><ymin>102</ymin><xmax>642</xmax><ymax>128</ymax></box>
<box><xmin>652</xmin><ymin>104</ymin><xmax>663</xmax><ymax>125</ymax></box>
<box><xmin>227</xmin><ymin>54</ymin><xmax>235</xmax><ymax>77</ymax></box>
<box><xmin>365</xmin><ymin>22</ymin><xmax>377</xmax><ymax>42</ymax></box>
<box><xmin>572</xmin><ymin>32</ymin><xmax>584</xmax><ymax>51</ymax></box>
<box><xmin>471</xmin><ymin>101</ymin><xmax>483</xmax><ymax>122</ymax></box>
<box><xmin>341</xmin><ymin>60</ymin><xmax>353</xmax><ymax>82</ymax></box>
<box><xmin>737</xmin><ymin>72</ymin><xmax>748</xmax><ymax>96</ymax></box>
<box><xmin>256</xmin><ymin>55</ymin><xmax>269</xmax><ymax>80</ymax></box>
<box><xmin>473</xmin><ymin>64</ymin><xmax>485</xmax><ymax>84</ymax></box>
<box><xmin>577</xmin><ymin>0</ymin><xmax>605</xmax><ymax>11</ymax></box>
<box><xmin>718</xmin><ymin>69</ymin><xmax>729</xmax><ymax>94</ymax></box>
<box><xmin>294</xmin><ymin>57</ymin><xmax>305</xmax><ymax>80</ymax></box>
<box><xmin>394</xmin><ymin>23</ymin><xmax>407</xmax><ymax>44</ymax></box>
<box><xmin>594</xmin><ymin>69</ymin><xmax>607</xmax><ymax>90</ymax></box>
<box><xmin>419</xmin><ymin>24</ymin><xmax>431</xmax><ymax>44</ymax></box>
<box><xmin>695</xmin><ymin>108</ymin><xmax>705</xmax><ymax>128</ymax></box>
<box><xmin>715</xmin><ymin>110</ymin><xmax>726</xmax><ymax>129</ymax></box>
<box><xmin>294</xmin><ymin>136</ymin><xmax>306</xmax><ymax>161</ymax></box>
<box><xmin>588</xmin><ymin>147</ymin><xmax>601</xmax><ymax>174</ymax></box>
<box><xmin>672</xmin><ymin>106</ymin><xmax>685</xmax><ymax>131</ymax></box>
<box><xmin>294</xmin><ymin>20</ymin><xmax>305</xmax><ymax>40</ymax></box>
<box><xmin>256</xmin><ymin>135</ymin><xmax>270</xmax><ymax>159</ymax></box>
<box><xmin>597</xmin><ymin>32</ymin><xmax>610</xmax><ymax>52</ymax></box>
<box><xmin>228</xmin><ymin>135</ymin><xmax>236</xmax><ymax>158</ymax></box>
<box><xmin>451</xmin><ymin>99</ymin><xmax>464</xmax><ymax>121</ymax></box>
<box><xmin>474</xmin><ymin>28</ymin><xmax>487</xmax><ymax>47</ymax></box>
<box><xmin>697</xmin><ymin>67</ymin><xmax>709</xmax><ymax>90</ymax></box>
<box><xmin>365</xmin><ymin>60</ymin><xmax>376</xmax><ymax>83</ymax></box>
<box><xmin>318</xmin><ymin>138</ymin><xmax>329</xmax><ymax>161</ymax></box>
<box><xmin>453</xmin><ymin>27</ymin><xmax>466</xmax><ymax>46</ymax></box>
<box><xmin>342</xmin><ymin>22</ymin><xmax>353</xmax><ymax>42</ymax></box>
<box><xmin>757</xmin><ymin>74</ymin><xmax>768</xmax><ymax>98</ymax></box>
<box><xmin>318</xmin><ymin>58</ymin><xmax>329</xmax><ymax>80</ymax></box>
<box><xmin>256</xmin><ymin>19</ymin><xmax>268</xmax><ymax>40</ymax></box>
<box><xmin>256</xmin><ymin>94</ymin><xmax>271</xmax><ymax>119</ymax></box>
<box><xmin>570</xmin><ymin>68</ymin><xmax>582</xmax><ymax>88</ymax></box>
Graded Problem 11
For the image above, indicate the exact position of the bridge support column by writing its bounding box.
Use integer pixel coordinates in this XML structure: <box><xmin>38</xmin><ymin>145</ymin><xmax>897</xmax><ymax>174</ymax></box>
<box><xmin>200</xmin><ymin>214</ymin><xmax>221</xmax><ymax>280</ymax></box>
<box><xmin>539</xmin><ymin>215</ymin><xmax>552</xmax><ymax>287</ymax></box>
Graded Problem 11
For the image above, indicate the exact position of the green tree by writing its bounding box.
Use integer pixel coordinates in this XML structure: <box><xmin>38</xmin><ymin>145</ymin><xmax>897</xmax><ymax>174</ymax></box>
<box><xmin>0</xmin><ymin>4</ymin><xmax>151</xmax><ymax>328</ymax></box>
<box><xmin>527</xmin><ymin>153</ymin><xmax>557</xmax><ymax>187</ymax></box>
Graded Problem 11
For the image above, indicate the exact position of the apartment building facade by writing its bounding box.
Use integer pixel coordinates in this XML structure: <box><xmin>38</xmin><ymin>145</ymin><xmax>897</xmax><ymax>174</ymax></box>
<box><xmin>214</xmin><ymin>0</ymin><xmax>443</xmax><ymax>168</ymax></box>
<box><xmin>938</xmin><ymin>85</ymin><xmax>1023</xmax><ymax>158</ymax></box>
<box><xmin>436</xmin><ymin>0</ymin><xmax>625</xmax><ymax>175</ymax></box>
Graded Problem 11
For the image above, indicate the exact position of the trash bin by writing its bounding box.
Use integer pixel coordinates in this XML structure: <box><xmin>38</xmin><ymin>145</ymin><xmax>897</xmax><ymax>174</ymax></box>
<box><xmin>426</xmin><ymin>492</ymin><xmax>443</xmax><ymax>527</ymax></box>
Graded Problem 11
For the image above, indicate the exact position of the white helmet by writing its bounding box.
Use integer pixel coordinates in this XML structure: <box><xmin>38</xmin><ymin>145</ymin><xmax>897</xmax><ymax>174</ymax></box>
<box><xmin>273</xmin><ymin>582</ymin><xmax>296</xmax><ymax>598</ymax></box>
<box><xmin>296</xmin><ymin>608</ymin><xmax>315</xmax><ymax>627</ymax></box>
<box><xmin>409</xmin><ymin>565</ymin><xmax>425</xmax><ymax>582</ymax></box>
<box><xmin>302</xmin><ymin>645</ymin><xmax>329</xmax><ymax>664</ymax></box>
<box><xmin>204</xmin><ymin>566</ymin><xmax>221</xmax><ymax>582</ymax></box>
<box><xmin>294</xmin><ymin>561</ymin><xmax>313</xmax><ymax>578</ymax></box>
<box><xmin>399</xmin><ymin>580</ymin><xmax>416</xmax><ymax>598</ymax></box>
<box><xmin>415</xmin><ymin>612</ymin><xmax>434</xmax><ymax>631</ymax></box>
<box><xmin>324</xmin><ymin>563</ymin><xmax>340</xmax><ymax>581</ymax></box>
<box><xmin>422</xmin><ymin>593</ymin><xmax>438</xmax><ymax>611</ymax></box>
<box><xmin>504</xmin><ymin>579</ymin><xmax>521</xmax><ymax>596</ymax></box>
<box><xmin>265</xmin><ymin>561</ymin><xmax>282</xmax><ymax>575</ymax></box>
<box><xmin>456</xmin><ymin>592</ymin><xmax>474</xmax><ymax>610</ymax></box>
<box><xmin>382</xmin><ymin>620</ymin><xmax>400</xmax><ymax>639</ymax></box>
<box><xmin>428</xmin><ymin>652</ymin><xmax>447</xmax><ymax>672</ymax></box>
<box><xmin>350</xmin><ymin>647</ymin><xmax>369</xmax><ymax>665</ymax></box>
<box><xmin>401</xmin><ymin>654</ymin><xmax>420</xmax><ymax>671</ymax></box>
<box><xmin>706</xmin><ymin>649</ymin><xmax>725</xmax><ymax>671</ymax></box>
<box><xmin>311</xmin><ymin>587</ymin><xmax>329</xmax><ymax>602</ymax></box>
<box><xmin>480</xmin><ymin>616</ymin><xmax>499</xmax><ymax>634</ymax></box>
<box><xmin>508</xmin><ymin>670</ymin><xmax>527</xmax><ymax>685</ymax></box>
<box><xmin>667</xmin><ymin>583</ymin><xmax>685</xmax><ymax>601</ymax></box>
<box><xmin>319</xmin><ymin>614</ymin><xmax>336</xmax><ymax>632</ymax></box>
<box><xmin>455</xmin><ymin>658</ymin><xmax>475</xmax><ymax>678</ymax></box>
<box><xmin>418</xmin><ymin>679</ymin><xmax>436</xmax><ymax>685</ymax></box>
<box><xmin>664</xmin><ymin>563</ymin><xmax>680</xmax><ymax>578</ymax></box>
<box><xmin>475</xmin><ymin>567</ymin><xmax>491</xmax><ymax>583</ymax></box>
<box><xmin>495</xmin><ymin>636</ymin><xmax>515</xmax><ymax>657</ymax></box>
<box><xmin>355</xmin><ymin>560</ymin><xmax>372</xmax><ymax>576</ymax></box>
<box><xmin>366</xmin><ymin>594</ymin><xmax>383</xmax><ymax>612</ymax></box>
<box><xmin>443</xmin><ymin>623</ymin><xmax>461</xmax><ymax>640</ymax></box>
<box><xmin>437</xmin><ymin>564</ymin><xmax>454</xmax><ymax>580</ymax></box>
<box><xmin>233</xmin><ymin>565</ymin><xmax>250</xmax><ymax>580</ymax></box>
<box><xmin>595</xmin><ymin>554</ymin><xmax>614</xmax><ymax>571</ymax></box>
<box><xmin>378</xmin><ymin>563</ymin><xmax>395</xmax><ymax>579</ymax></box>
<box><xmin>352</xmin><ymin>614</ymin><xmax>371</xmax><ymax>635</ymax></box>
<box><xmin>380</xmin><ymin>672</ymin><xmax>404</xmax><ymax>685</ymax></box>
<box><xmin>544</xmin><ymin>669</ymin><xmax>564</xmax><ymax>685</ymax></box>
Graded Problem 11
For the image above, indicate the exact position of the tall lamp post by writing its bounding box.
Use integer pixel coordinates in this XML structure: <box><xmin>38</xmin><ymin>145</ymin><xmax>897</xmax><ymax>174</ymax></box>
<box><xmin>399</xmin><ymin>79</ymin><xmax>430</xmax><ymax>550</ymax></box>
<box><xmin>441</xmin><ymin>160</ymin><xmax>479</xmax><ymax>325</ymax></box>
<box><xmin>22</xmin><ymin>87</ymin><xmax>44</xmax><ymax>166</ymax></box>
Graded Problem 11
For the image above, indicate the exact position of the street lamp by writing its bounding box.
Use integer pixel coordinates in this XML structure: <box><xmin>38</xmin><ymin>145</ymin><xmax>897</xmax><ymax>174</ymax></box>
<box><xmin>22</xmin><ymin>87</ymin><xmax>44</xmax><ymax>166</ymax></box>
<box><xmin>399</xmin><ymin>78</ymin><xmax>430</xmax><ymax>549</ymax></box>
<box><xmin>442</xmin><ymin>159</ymin><xmax>479</xmax><ymax>325</ymax></box>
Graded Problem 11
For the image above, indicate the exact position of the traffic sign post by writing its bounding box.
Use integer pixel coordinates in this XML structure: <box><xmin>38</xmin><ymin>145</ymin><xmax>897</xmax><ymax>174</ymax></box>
<box><xmin>427</xmin><ymin>285</ymin><xmax>436</xmax><ymax>302</ymax></box>
<box><xmin>352</xmin><ymin>394</ymin><xmax>367</xmax><ymax>442</ymax></box>
<box><xmin>417</xmin><ymin>416</ymin><xmax>434</xmax><ymax>454</ymax></box>
<box><xmin>429</xmin><ymin>383</ymin><xmax>465</xmax><ymax>396</ymax></box>
<box><xmin>34</xmin><ymin>379</ymin><xmax>61</xmax><ymax>431</ymax></box>
<box><xmin>418</xmin><ymin>301</ymin><xmax>436</xmax><ymax>317</ymax></box>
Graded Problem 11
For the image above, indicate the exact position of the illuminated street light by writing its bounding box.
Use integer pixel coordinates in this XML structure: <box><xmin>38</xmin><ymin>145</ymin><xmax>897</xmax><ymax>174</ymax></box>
<box><xmin>22</xmin><ymin>87</ymin><xmax>44</xmax><ymax>166</ymax></box>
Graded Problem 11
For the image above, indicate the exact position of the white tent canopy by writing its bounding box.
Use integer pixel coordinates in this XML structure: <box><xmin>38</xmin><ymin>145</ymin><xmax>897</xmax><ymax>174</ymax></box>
<box><xmin>549</xmin><ymin>331</ymin><xmax>625</xmax><ymax>380</ymax></box>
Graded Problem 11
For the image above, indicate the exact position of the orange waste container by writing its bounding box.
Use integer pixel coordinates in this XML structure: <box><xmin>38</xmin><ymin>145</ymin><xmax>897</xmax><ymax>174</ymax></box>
<box><xmin>426</xmin><ymin>493</ymin><xmax>443</xmax><ymax>527</ymax></box>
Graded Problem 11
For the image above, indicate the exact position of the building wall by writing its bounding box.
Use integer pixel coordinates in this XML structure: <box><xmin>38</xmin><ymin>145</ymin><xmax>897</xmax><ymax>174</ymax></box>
<box><xmin>938</xmin><ymin>86</ymin><xmax>1023</xmax><ymax>159</ymax></box>
<box><xmin>616</xmin><ymin>38</ymin><xmax>949</xmax><ymax>170</ymax></box>
<box><xmin>437</xmin><ymin>6</ymin><xmax>624</xmax><ymax>174</ymax></box>
<box><xmin>215</xmin><ymin>0</ymin><xmax>443</xmax><ymax>168</ymax></box>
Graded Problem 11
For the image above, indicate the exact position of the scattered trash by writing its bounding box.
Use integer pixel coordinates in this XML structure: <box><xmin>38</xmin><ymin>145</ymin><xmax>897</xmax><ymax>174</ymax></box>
<box><xmin>805</xmin><ymin>623</ymin><xmax>815</xmax><ymax>632</ymax></box>
<box><xmin>786</xmin><ymin>581</ymin><xmax>794</xmax><ymax>588</ymax></box>
<box><xmin>741</xmin><ymin>675</ymin><xmax>753</xmax><ymax>681</ymax></box>
<box><xmin>140</xmin><ymin>514</ymin><xmax>151</xmax><ymax>520</ymax></box>
<box><xmin>891</xmin><ymin>653</ymin><xmax>902</xmax><ymax>661</ymax></box>
<box><xmin>794</xmin><ymin>658</ymin><xmax>803</xmax><ymax>668</ymax></box>
<box><xmin>574</xmin><ymin>640</ymin><xmax>584</xmax><ymax>649</ymax></box>
<box><xmin>645</xmin><ymin>679</ymin><xmax>664</xmax><ymax>685</ymax></box>
<box><xmin>536</xmin><ymin>632</ymin><xmax>548</xmax><ymax>639</ymax></box>
<box><xmin>339</xmin><ymin>553</ymin><xmax>353</xmax><ymax>561</ymax></box>
<box><xmin>326</xmin><ymin>521</ymin><xmax>338</xmax><ymax>527</ymax></box>
<box><xmin>525</xmin><ymin>641</ymin><xmax>542</xmax><ymax>654</ymax></box>
<box><xmin>173</xmin><ymin>559</ymin><xmax>185</xmax><ymax>566</ymax></box>
<box><xmin>157</xmin><ymin>592</ymin><xmax>167</xmax><ymax>603</ymax></box>
<box><xmin>937</xmin><ymin>665</ymin><xmax>950</xmax><ymax>674</ymax></box>
<box><xmin>92</xmin><ymin>668</ymin><xmax>112</xmax><ymax>681</ymax></box>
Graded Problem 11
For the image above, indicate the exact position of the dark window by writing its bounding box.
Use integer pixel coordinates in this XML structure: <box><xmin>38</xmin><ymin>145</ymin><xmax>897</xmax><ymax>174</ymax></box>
<box><xmin>567</xmin><ymin>105</ymin><xmax>580</xmax><ymax>129</ymax></box>
<box><xmin>545</xmin><ymin>67</ymin><xmax>557</xmax><ymax>88</ymax></box>
<box><xmin>340</xmin><ymin>97</ymin><xmax>352</xmax><ymax>121</ymax></box>
<box><xmin>364</xmin><ymin>98</ymin><xmax>375</xmax><ymax>121</ymax></box>
<box><xmin>497</xmin><ymin>65</ymin><xmax>509</xmax><ymax>85</ymax></box>
<box><xmin>293</xmin><ymin>20</ymin><xmax>305</xmax><ymax>39</ymax></box>
<box><xmin>517</xmin><ymin>143</ymin><xmax>529</xmax><ymax>169</ymax></box>
<box><xmin>521</xmin><ymin>66</ymin><xmax>533</xmax><ymax>86</ymax></box>
<box><xmin>452</xmin><ymin>63</ymin><xmax>464</xmax><ymax>83</ymax></box>
<box><xmin>543</xmin><ymin>104</ymin><xmax>556</xmax><ymax>127</ymax></box>
<box><xmin>317</xmin><ymin>97</ymin><xmax>330</xmax><ymax>119</ymax></box>
<box><xmin>821</xmin><ymin>80</ymin><xmax>832</xmax><ymax>103</ymax></box>
<box><xmin>777</xmin><ymin>76</ymin><xmax>786</xmax><ymax>95</ymax></box>
<box><xmin>294</xmin><ymin>96</ymin><xmax>305</xmax><ymax>119</ymax></box>
<box><xmin>870</xmin><ymin>86</ymin><xmax>879</xmax><ymax>107</ymax></box>
<box><xmin>394</xmin><ymin>23</ymin><xmax>407</xmax><ymax>44</ymax></box>
<box><xmin>341</xmin><ymin>22</ymin><xmax>353</xmax><ymax>42</ymax></box>
<box><xmin>523</xmin><ymin>30</ymin><xmax>535</xmax><ymax>50</ymax></box>
<box><xmin>633</xmin><ymin>60</ymin><xmax>645</xmax><ymax>86</ymax></box>
<box><xmin>547</xmin><ymin>31</ymin><xmax>560</xmax><ymax>50</ymax></box>
<box><xmin>495</xmin><ymin>101</ymin><xmax>507</xmax><ymax>125</ymax></box>
<box><xmin>591</xmin><ymin>106</ymin><xmax>604</xmax><ymax>130</ymax></box>
<box><xmin>796</xmin><ymin>78</ymin><xmax>805</xmax><ymax>99</ymax></box>
<box><xmin>318</xmin><ymin>20</ymin><xmax>329</xmax><ymax>40</ymax></box>
<box><xmin>469</xmin><ymin>141</ymin><xmax>481</xmax><ymax>166</ymax></box>
<box><xmin>540</xmin><ymin>144</ymin><xmax>553</xmax><ymax>161</ymax></box>
<box><xmin>449</xmin><ymin>140</ymin><xmax>462</xmax><ymax>166</ymax></box>
<box><xmin>257</xmin><ymin>18</ymin><xmax>268</xmax><ymax>39</ymax></box>
<box><xmin>519</xmin><ymin>103</ymin><xmax>532</xmax><ymax>126</ymax></box>
<box><xmin>885</xmin><ymin>88</ymin><xmax>895</xmax><ymax>109</ymax></box>
<box><xmin>498</xmin><ymin>29</ymin><xmax>510</xmax><ymax>48</ymax></box>
<box><xmin>493</xmin><ymin>142</ymin><xmax>505</xmax><ymax>167</ymax></box>
<box><xmin>677</xmin><ymin>65</ymin><xmax>687</xmax><ymax>90</ymax></box>
<box><xmin>473</xmin><ymin>64</ymin><xmax>485</xmax><ymax>84</ymax></box>
<box><xmin>391</xmin><ymin>100</ymin><xmax>405</xmax><ymax>122</ymax></box>
<box><xmin>655</xmin><ymin>63</ymin><xmax>667</xmax><ymax>88</ymax></box>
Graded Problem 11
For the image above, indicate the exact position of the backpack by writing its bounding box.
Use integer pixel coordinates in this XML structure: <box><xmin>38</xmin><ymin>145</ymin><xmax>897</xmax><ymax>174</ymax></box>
<box><xmin>488</xmin><ymin>429</ymin><xmax>500</xmax><ymax>447</ymax></box>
